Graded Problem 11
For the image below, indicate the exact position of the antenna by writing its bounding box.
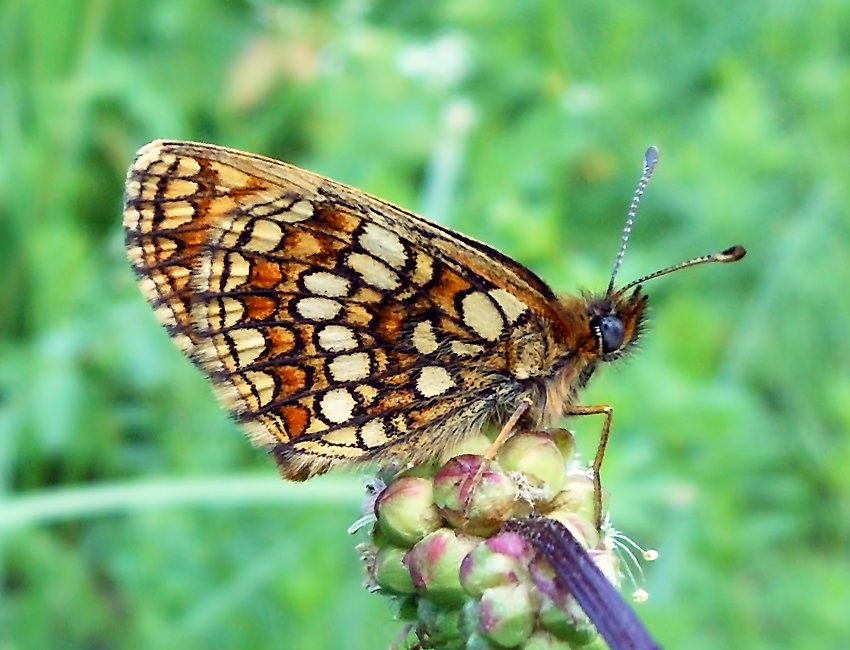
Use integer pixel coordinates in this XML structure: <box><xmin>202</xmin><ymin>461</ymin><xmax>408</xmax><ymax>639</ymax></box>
<box><xmin>614</xmin><ymin>245</ymin><xmax>746</xmax><ymax>298</ymax></box>
<box><xmin>606</xmin><ymin>146</ymin><xmax>659</xmax><ymax>296</ymax></box>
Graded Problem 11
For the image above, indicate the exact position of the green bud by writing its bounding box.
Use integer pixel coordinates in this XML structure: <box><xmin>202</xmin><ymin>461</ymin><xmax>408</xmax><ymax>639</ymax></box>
<box><xmin>442</xmin><ymin>432</ymin><xmax>494</xmax><ymax>464</ymax></box>
<box><xmin>465</xmin><ymin>633</ymin><xmax>501</xmax><ymax>650</ymax></box>
<box><xmin>548</xmin><ymin>429</ymin><xmax>577</xmax><ymax>464</ymax></box>
<box><xmin>547</xmin><ymin>473</ymin><xmax>599</xmax><ymax>524</ymax></box>
<box><xmin>375</xmin><ymin>476</ymin><xmax>443</xmax><ymax>547</ymax></box>
<box><xmin>373</xmin><ymin>545</ymin><xmax>416</xmax><ymax>595</ymax></box>
<box><xmin>538</xmin><ymin>595</ymin><xmax>597</xmax><ymax>646</ymax></box>
<box><xmin>459</xmin><ymin>598</ymin><xmax>482</xmax><ymax>639</ymax></box>
<box><xmin>478</xmin><ymin>583</ymin><xmax>537</xmax><ymax>648</ymax></box>
<box><xmin>417</xmin><ymin>598</ymin><xmax>464</xmax><ymax>646</ymax></box>
<box><xmin>497</xmin><ymin>431</ymin><xmax>567</xmax><ymax>498</ymax></box>
<box><xmin>523</xmin><ymin>629</ymin><xmax>577</xmax><ymax>650</ymax></box>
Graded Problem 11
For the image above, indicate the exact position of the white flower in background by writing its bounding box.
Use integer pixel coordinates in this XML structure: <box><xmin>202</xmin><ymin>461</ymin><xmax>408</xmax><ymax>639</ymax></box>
<box><xmin>397</xmin><ymin>32</ymin><xmax>473</xmax><ymax>89</ymax></box>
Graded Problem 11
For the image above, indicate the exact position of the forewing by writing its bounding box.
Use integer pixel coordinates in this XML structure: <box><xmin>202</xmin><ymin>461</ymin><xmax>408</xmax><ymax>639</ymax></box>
<box><xmin>123</xmin><ymin>140</ymin><xmax>559</xmax><ymax>478</ymax></box>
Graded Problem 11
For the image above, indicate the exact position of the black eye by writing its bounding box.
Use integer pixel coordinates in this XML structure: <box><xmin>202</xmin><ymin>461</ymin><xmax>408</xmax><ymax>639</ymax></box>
<box><xmin>597</xmin><ymin>315</ymin><xmax>625</xmax><ymax>354</ymax></box>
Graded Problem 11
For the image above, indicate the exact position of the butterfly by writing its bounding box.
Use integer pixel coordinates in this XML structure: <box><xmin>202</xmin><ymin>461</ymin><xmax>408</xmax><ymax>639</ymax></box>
<box><xmin>123</xmin><ymin>140</ymin><xmax>744</xmax><ymax>523</ymax></box>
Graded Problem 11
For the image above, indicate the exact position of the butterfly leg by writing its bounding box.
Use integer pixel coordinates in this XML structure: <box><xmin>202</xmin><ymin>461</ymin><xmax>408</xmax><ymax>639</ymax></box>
<box><xmin>564</xmin><ymin>403</ymin><xmax>613</xmax><ymax>532</ymax></box>
<box><xmin>461</xmin><ymin>398</ymin><xmax>532</xmax><ymax>519</ymax></box>
<box><xmin>484</xmin><ymin>397</ymin><xmax>533</xmax><ymax>463</ymax></box>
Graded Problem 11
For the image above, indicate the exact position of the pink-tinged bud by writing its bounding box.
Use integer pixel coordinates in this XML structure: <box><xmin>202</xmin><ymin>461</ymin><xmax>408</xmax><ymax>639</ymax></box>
<box><xmin>497</xmin><ymin>431</ymin><xmax>567</xmax><ymax>497</ymax></box>
<box><xmin>433</xmin><ymin>455</ymin><xmax>518</xmax><ymax>536</ymax></box>
<box><xmin>478</xmin><ymin>583</ymin><xmax>536</xmax><ymax>648</ymax></box>
<box><xmin>375</xmin><ymin>476</ymin><xmax>443</xmax><ymax>547</ymax></box>
<box><xmin>460</xmin><ymin>532</ymin><xmax>534</xmax><ymax>597</ymax></box>
<box><xmin>528</xmin><ymin>546</ymin><xmax>615</xmax><ymax>647</ymax></box>
<box><xmin>527</xmin><ymin>555</ymin><xmax>562</xmax><ymax>607</ymax></box>
<box><xmin>373</xmin><ymin>545</ymin><xmax>416</xmax><ymax>595</ymax></box>
<box><xmin>404</xmin><ymin>529</ymin><xmax>479</xmax><ymax>606</ymax></box>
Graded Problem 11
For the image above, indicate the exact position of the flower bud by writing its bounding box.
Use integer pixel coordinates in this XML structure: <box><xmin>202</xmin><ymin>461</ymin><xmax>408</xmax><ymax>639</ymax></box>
<box><xmin>523</xmin><ymin>629</ymin><xmax>577</xmax><ymax>650</ymax></box>
<box><xmin>441</xmin><ymin>432</ymin><xmax>494</xmax><ymax>464</ymax></box>
<box><xmin>547</xmin><ymin>473</ymin><xmax>600</xmax><ymax>532</ymax></box>
<box><xmin>404</xmin><ymin>528</ymin><xmax>479</xmax><ymax>606</ymax></box>
<box><xmin>375</xmin><ymin>476</ymin><xmax>443</xmax><ymax>547</ymax></box>
<box><xmin>542</xmin><ymin>510</ymin><xmax>600</xmax><ymax>551</ymax></box>
<box><xmin>497</xmin><ymin>430</ymin><xmax>567</xmax><ymax>498</ymax></box>
<box><xmin>460</xmin><ymin>532</ymin><xmax>533</xmax><ymax>597</ymax></box>
<box><xmin>538</xmin><ymin>595</ymin><xmax>597</xmax><ymax>646</ymax></box>
<box><xmin>478</xmin><ymin>582</ymin><xmax>536</xmax><ymax>648</ymax></box>
<box><xmin>373</xmin><ymin>545</ymin><xmax>416</xmax><ymax>595</ymax></box>
<box><xmin>416</xmin><ymin>598</ymin><xmax>463</xmax><ymax>647</ymax></box>
<box><xmin>359</xmin><ymin>425</ymin><xmax>640</xmax><ymax>650</ymax></box>
<box><xmin>549</xmin><ymin>429</ymin><xmax>577</xmax><ymax>465</ymax></box>
<box><xmin>433</xmin><ymin>455</ymin><xmax>517</xmax><ymax>536</ymax></box>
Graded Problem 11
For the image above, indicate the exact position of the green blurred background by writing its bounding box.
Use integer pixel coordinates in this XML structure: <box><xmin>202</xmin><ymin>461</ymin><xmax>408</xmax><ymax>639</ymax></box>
<box><xmin>2</xmin><ymin>0</ymin><xmax>849</xmax><ymax>648</ymax></box>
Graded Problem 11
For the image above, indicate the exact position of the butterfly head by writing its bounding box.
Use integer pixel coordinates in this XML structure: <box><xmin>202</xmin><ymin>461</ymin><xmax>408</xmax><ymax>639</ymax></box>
<box><xmin>583</xmin><ymin>146</ymin><xmax>747</xmax><ymax>364</ymax></box>
<box><xmin>585</xmin><ymin>287</ymin><xmax>648</xmax><ymax>362</ymax></box>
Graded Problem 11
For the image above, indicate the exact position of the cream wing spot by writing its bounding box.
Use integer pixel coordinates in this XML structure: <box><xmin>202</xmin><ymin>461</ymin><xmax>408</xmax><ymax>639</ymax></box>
<box><xmin>174</xmin><ymin>156</ymin><xmax>201</xmax><ymax>176</ymax></box>
<box><xmin>355</xmin><ymin>384</ymin><xmax>379</xmax><ymax>405</ymax></box>
<box><xmin>391</xmin><ymin>414</ymin><xmax>409</xmax><ymax>433</ymax></box>
<box><xmin>160</xmin><ymin>201</ymin><xmax>195</xmax><ymax>229</ymax></box>
<box><xmin>305</xmin><ymin>416</ymin><xmax>329</xmax><ymax>434</ymax></box>
<box><xmin>328</xmin><ymin>352</ymin><xmax>371</xmax><ymax>382</ymax></box>
<box><xmin>461</xmin><ymin>292</ymin><xmax>504</xmax><ymax>341</ymax></box>
<box><xmin>223</xmin><ymin>252</ymin><xmax>250</xmax><ymax>292</ymax></box>
<box><xmin>297</xmin><ymin>297</ymin><xmax>343</xmax><ymax>320</ymax></box>
<box><xmin>322</xmin><ymin>427</ymin><xmax>358</xmax><ymax>446</ymax></box>
<box><xmin>133</xmin><ymin>144</ymin><xmax>174</xmax><ymax>173</ymax></box>
<box><xmin>346</xmin><ymin>253</ymin><xmax>399</xmax><ymax>290</ymax></box>
<box><xmin>163</xmin><ymin>178</ymin><xmax>198</xmax><ymax>200</ymax></box>
<box><xmin>210</xmin><ymin>161</ymin><xmax>252</xmax><ymax>188</ymax></box>
<box><xmin>281</xmin><ymin>199</ymin><xmax>314</xmax><ymax>223</ymax></box>
<box><xmin>411</xmin><ymin>252</ymin><xmax>434</xmax><ymax>286</ymax></box>
<box><xmin>489</xmin><ymin>288</ymin><xmax>528</xmax><ymax>324</ymax></box>
<box><xmin>320</xmin><ymin>389</ymin><xmax>357</xmax><ymax>424</ymax></box>
<box><xmin>242</xmin><ymin>370</ymin><xmax>276</xmax><ymax>407</ymax></box>
<box><xmin>416</xmin><ymin>366</ymin><xmax>456</xmax><ymax>398</ymax></box>
<box><xmin>222</xmin><ymin>297</ymin><xmax>245</xmax><ymax>327</ymax></box>
<box><xmin>220</xmin><ymin>214</ymin><xmax>249</xmax><ymax>238</ymax></box>
<box><xmin>303</xmin><ymin>271</ymin><xmax>351</xmax><ymax>298</ymax></box>
<box><xmin>412</xmin><ymin>321</ymin><xmax>439</xmax><ymax>354</ymax></box>
<box><xmin>246</xmin><ymin>219</ymin><xmax>284</xmax><ymax>253</ymax></box>
<box><xmin>294</xmin><ymin>439</ymin><xmax>364</xmax><ymax>458</ymax></box>
<box><xmin>317</xmin><ymin>325</ymin><xmax>358</xmax><ymax>352</ymax></box>
<box><xmin>360</xmin><ymin>420</ymin><xmax>389</xmax><ymax>448</ymax></box>
<box><xmin>359</xmin><ymin>222</ymin><xmax>407</xmax><ymax>269</ymax></box>
<box><xmin>451</xmin><ymin>341</ymin><xmax>484</xmax><ymax>357</ymax></box>
<box><xmin>230</xmin><ymin>328</ymin><xmax>266</xmax><ymax>367</ymax></box>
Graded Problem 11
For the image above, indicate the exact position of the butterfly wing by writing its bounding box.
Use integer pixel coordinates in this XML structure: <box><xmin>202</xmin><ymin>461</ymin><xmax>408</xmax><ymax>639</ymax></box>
<box><xmin>124</xmin><ymin>140</ymin><xmax>565</xmax><ymax>478</ymax></box>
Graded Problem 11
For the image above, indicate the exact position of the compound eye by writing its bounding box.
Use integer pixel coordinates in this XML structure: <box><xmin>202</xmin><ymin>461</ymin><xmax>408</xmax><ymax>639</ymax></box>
<box><xmin>598</xmin><ymin>315</ymin><xmax>625</xmax><ymax>354</ymax></box>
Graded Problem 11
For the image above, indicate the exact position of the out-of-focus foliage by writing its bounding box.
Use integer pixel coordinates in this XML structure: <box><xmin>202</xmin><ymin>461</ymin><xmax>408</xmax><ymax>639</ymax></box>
<box><xmin>1</xmin><ymin>1</ymin><xmax>848</xmax><ymax>649</ymax></box>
